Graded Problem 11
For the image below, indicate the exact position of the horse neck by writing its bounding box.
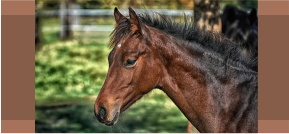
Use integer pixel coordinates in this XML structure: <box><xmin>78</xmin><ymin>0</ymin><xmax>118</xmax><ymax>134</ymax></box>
<box><xmin>150</xmin><ymin>27</ymin><xmax>257</xmax><ymax>132</ymax></box>
<box><xmin>150</xmin><ymin>28</ymin><xmax>215</xmax><ymax>132</ymax></box>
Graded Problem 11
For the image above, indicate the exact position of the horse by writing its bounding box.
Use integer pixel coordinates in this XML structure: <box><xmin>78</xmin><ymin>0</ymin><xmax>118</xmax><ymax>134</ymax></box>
<box><xmin>221</xmin><ymin>5</ymin><xmax>258</xmax><ymax>64</ymax></box>
<box><xmin>94</xmin><ymin>7</ymin><xmax>258</xmax><ymax>133</ymax></box>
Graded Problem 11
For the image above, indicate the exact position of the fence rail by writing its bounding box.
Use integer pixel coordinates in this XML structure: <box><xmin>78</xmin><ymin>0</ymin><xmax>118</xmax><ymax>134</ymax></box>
<box><xmin>36</xmin><ymin>9</ymin><xmax>254</xmax><ymax>17</ymax></box>
<box><xmin>43</xmin><ymin>25</ymin><xmax>115</xmax><ymax>32</ymax></box>
<box><xmin>37</xmin><ymin>9</ymin><xmax>194</xmax><ymax>16</ymax></box>
<box><xmin>37</xmin><ymin>9</ymin><xmax>255</xmax><ymax>32</ymax></box>
<box><xmin>38</xmin><ymin>9</ymin><xmax>195</xmax><ymax>32</ymax></box>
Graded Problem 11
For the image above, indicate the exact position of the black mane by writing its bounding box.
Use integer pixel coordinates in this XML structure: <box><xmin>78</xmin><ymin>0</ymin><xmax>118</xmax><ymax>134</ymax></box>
<box><xmin>110</xmin><ymin>11</ymin><xmax>258</xmax><ymax>72</ymax></box>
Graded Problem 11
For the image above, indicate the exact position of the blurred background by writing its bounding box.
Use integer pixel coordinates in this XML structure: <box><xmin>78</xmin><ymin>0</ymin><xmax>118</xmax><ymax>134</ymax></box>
<box><xmin>35</xmin><ymin>0</ymin><xmax>257</xmax><ymax>133</ymax></box>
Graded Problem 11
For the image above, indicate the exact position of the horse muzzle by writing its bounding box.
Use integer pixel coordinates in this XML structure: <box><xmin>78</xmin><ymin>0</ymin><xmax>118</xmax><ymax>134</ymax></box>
<box><xmin>94</xmin><ymin>105</ymin><xmax>120</xmax><ymax>126</ymax></box>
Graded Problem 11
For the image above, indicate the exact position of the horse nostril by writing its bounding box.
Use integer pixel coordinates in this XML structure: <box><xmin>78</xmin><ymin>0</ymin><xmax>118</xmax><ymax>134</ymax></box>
<box><xmin>99</xmin><ymin>106</ymin><xmax>108</xmax><ymax>120</ymax></box>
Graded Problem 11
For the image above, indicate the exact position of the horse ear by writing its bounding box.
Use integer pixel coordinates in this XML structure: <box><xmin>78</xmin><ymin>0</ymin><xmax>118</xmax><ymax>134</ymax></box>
<box><xmin>128</xmin><ymin>7</ymin><xmax>150</xmax><ymax>38</ymax></box>
<box><xmin>248</xmin><ymin>8</ymin><xmax>257</xmax><ymax>26</ymax></box>
<box><xmin>226</xmin><ymin>6</ymin><xmax>237</xmax><ymax>23</ymax></box>
<box><xmin>128</xmin><ymin>7</ymin><xmax>142</xmax><ymax>32</ymax></box>
<box><xmin>114</xmin><ymin>7</ymin><xmax>126</xmax><ymax>23</ymax></box>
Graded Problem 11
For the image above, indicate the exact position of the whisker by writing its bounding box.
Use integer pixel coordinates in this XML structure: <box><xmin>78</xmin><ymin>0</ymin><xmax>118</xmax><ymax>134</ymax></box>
<box><xmin>115</xmin><ymin>123</ymin><xmax>122</xmax><ymax>133</ymax></box>
<box><xmin>117</xmin><ymin>118</ymin><xmax>128</xmax><ymax>132</ymax></box>
<box><xmin>109</xmin><ymin>126</ymin><xmax>113</xmax><ymax>133</ymax></box>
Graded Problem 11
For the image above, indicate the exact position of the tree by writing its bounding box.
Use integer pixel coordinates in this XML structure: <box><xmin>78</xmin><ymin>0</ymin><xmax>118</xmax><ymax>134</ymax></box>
<box><xmin>35</xmin><ymin>12</ymin><xmax>42</xmax><ymax>50</ymax></box>
<box><xmin>194</xmin><ymin>0</ymin><xmax>221</xmax><ymax>32</ymax></box>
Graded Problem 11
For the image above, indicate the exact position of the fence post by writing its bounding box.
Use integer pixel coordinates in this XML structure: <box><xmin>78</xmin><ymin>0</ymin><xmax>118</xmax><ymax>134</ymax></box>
<box><xmin>71</xmin><ymin>3</ymin><xmax>81</xmax><ymax>26</ymax></box>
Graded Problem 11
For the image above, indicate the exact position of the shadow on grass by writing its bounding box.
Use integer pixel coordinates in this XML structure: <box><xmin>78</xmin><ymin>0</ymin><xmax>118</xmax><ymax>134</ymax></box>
<box><xmin>35</xmin><ymin>100</ymin><xmax>187</xmax><ymax>133</ymax></box>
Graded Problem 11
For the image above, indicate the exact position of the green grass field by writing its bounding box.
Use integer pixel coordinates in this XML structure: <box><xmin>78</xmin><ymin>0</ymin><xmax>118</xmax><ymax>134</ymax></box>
<box><xmin>35</xmin><ymin>26</ymin><xmax>194</xmax><ymax>132</ymax></box>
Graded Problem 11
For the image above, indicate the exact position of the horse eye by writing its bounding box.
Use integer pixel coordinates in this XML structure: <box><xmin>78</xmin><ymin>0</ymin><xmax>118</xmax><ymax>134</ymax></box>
<box><xmin>124</xmin><ymin>59</ymin><xmax>137</xmax><ymax>67</ymax></box>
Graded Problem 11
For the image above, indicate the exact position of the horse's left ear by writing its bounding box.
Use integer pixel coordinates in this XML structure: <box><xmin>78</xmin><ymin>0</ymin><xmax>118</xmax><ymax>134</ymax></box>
<box><xmin>128</xmin><ymin>7</ymin><xmax>151</xmax><ymax>39</ymax></box>
<box><xmin>226</xmin><ymin>6</ymin><xmax>237</xmax><ymax>23</ymax></box>
<box><xmin>114</xmin><ymin>7</ymin><xmax>126</xmax><ymax>23</ymax></box>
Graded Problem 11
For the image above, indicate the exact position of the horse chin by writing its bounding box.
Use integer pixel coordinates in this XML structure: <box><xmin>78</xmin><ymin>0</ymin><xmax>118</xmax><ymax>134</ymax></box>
<box><xmin>120</xmin><ymin>101</ymin><xmax>132</xmax><ymax>114</ymax></box>
<box><xmin>120</xmin><ymin>94</ymin><xmax>143</xmax><ymax>114</ymax></box>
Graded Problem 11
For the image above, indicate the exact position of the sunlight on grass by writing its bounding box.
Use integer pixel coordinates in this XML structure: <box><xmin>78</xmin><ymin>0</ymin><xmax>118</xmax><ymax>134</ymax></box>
<box><xmin>35</xmin><ymin>31</ymin><xmax>111</xmax><ymax>103</ymax></box>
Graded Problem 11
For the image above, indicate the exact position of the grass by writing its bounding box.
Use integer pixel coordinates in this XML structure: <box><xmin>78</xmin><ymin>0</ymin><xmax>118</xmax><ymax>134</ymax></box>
<box><xmin>35</xmin><ymin>31</ymin><xmax>110</xmax><ymax>103</ymax></box>
<box><xmin>35</xmin><ymin>90</ymin><xmax>188</xmax><ymax>133</ymax></box>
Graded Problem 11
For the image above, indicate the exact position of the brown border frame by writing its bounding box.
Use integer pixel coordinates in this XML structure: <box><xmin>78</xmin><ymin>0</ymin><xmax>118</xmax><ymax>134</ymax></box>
<box><xmin>1</xmin><ymin>0</ymin><xmax>289</xmax><ymax>133</ymax></box>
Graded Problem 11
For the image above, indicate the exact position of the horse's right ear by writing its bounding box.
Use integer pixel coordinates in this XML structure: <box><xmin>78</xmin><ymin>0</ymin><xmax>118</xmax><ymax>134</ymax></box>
<box><xmin>248</xmin><ymin>8</ymin><xmax>257</xmax><ymax>26</ymax></box>
<box><xmin>114</xmin><ymin>7</ymin><xmax>125</xmax><ymax>23</ymax></box>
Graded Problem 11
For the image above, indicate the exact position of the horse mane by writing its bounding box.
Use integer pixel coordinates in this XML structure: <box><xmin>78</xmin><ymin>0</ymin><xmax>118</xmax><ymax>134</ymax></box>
<box><xmin>110</xmin><ymin>11</ymin><xmax>258</xmax><ymax>72</ymax></box>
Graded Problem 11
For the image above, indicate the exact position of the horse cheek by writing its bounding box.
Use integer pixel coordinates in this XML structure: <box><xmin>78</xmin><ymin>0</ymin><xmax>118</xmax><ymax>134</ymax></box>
<box><xmin>140</xmin><ymin>63</ymin><xmax>158</xmax><ymax>94</ymax></box>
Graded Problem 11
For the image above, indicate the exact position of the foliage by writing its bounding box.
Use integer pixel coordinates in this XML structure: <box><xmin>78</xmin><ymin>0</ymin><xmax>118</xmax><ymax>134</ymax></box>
<box><xmin>36</xmin><ymin>0</ymin><xmax>60</xmax><ymax>11</ymax></box>
<box><xmin>239</xmin><ymin>0</ymin><xmax>258</xmax><ymax>9</ymax></box>
<box><xmin>35</xmin><ymin>31</ymin><xmax>110</xmax><ymax>103</ymax></box>
<box><xmin>36</xmin><ymin>0</ymin><xmax>194</xmax><ymax>10</ymax></box>
<box><xmin>221</xmin><ymin>0</ymin><xmax>241</xmax><ymax>9</ymax></box>
<box><xmin>36</xmin><ymin>0</ymin><xmax>257</xmax><ymax>11</ymax></box>
<box><xmin>222</xmin><ymin>0</ymin><xmax>258</xmax><ymax>10</ymax></box>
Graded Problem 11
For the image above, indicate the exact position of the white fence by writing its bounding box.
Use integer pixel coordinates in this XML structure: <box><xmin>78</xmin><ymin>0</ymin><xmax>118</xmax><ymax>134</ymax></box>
<box><xmin>38</xmin><ymin>9</ymin><xmax>194</xmax><ymax>32</ymax></box>
<box><xmin>38</xmin><ymin>9</ymin><xmax>194</xmax><ymax>16</ymax></box>
<box><xmin>37</xmin><ymin>9</ymin><xmax>255</xmax><ymax>32</ymax></box>
<box><xmin>42</xmin><ymin>25</ymin><xmax>115</xmax><ymax>32</ymax></box>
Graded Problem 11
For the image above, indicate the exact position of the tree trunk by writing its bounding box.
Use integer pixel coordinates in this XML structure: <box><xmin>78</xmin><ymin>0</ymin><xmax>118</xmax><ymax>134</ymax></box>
<box><xmin>194</xmin><ymin>0</ymin><xmax>222</xmax><ymax>32</ymax></box>
<box><xmin>60</xmin><ymin>0</ymin><xmax>73</xmax><ymax>40</ymax></box>
<box><xmin>35</xmin><ymin>12</ymin><xmax>41</xmax><ymax>50</ymax></box>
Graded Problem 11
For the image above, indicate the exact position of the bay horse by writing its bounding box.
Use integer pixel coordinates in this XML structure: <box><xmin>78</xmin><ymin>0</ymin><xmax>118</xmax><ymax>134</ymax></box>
<box><xmin>94</xmin><ymin>7</ymin><xmax>258</xmax><ymax>133</ymax></box>
<box><xmin>221</xmin><ymin>5</ymin><xmax>258</xmax><ymax>65</ymax></box>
